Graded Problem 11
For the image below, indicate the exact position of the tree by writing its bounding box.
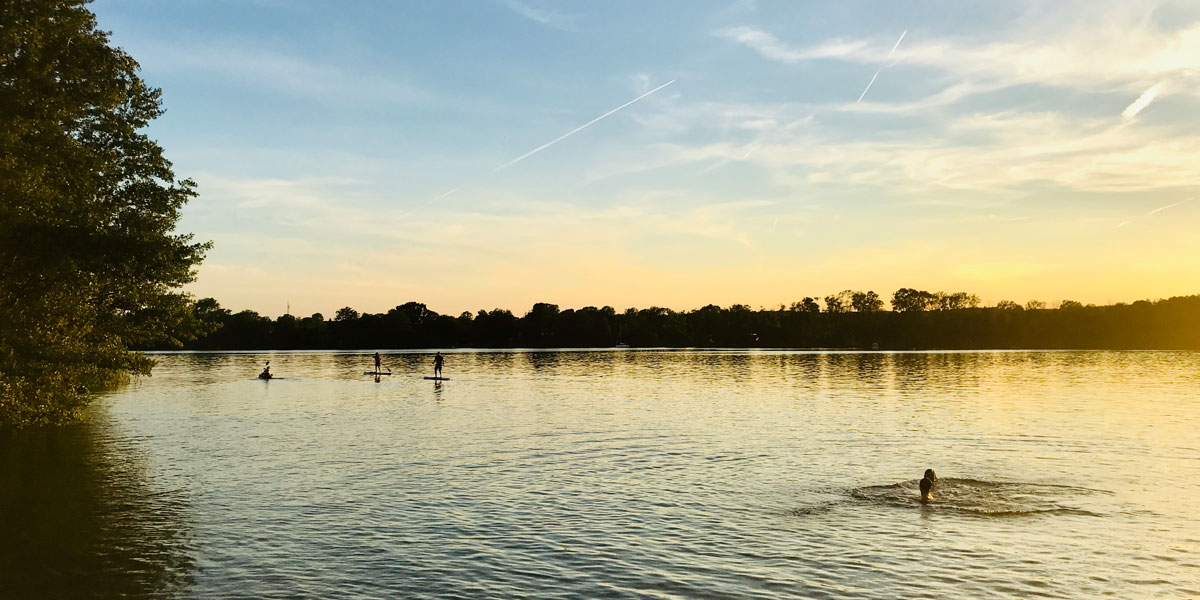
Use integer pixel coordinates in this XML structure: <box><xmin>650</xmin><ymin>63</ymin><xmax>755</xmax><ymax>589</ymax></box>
<box><xmin>0</xmin><ymin>1</ymin><xmax>208</xmax><ymax>426</ymax></box>
<box><xmin>892</xmin><ymin>288</ymin><xmax>935</xmax><ymax>312</ymax></box>
<box><xmin>933</xmin><ymin>291</ymin><xmax>980</xmax><ymax>310</ymax></box>
<box><xmin>789</xmin><ymin>297</ymin><xmax>821</xmax><ymax>313</ymax></box>
<box><xmin>824</xmin><ymin>291</ymin><xmax>852</xmax><ymax>313</ymax></box>
<box><xmin>850</xmin><ymin>290</ymin><xmax>883</xmax><ymax>312</ymax></box>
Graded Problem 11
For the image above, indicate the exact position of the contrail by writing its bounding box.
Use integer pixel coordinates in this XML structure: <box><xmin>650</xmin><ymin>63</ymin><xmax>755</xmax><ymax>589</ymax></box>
<box><xmin>493</xmin><ymin>79</ymin><xmax>677</xmax><ymax>172</ymax></box>
<box><xmin>1122</xmin><ymin>82</ymin><xmax>1162</xmax><ymax>120</ymax></box>
<box><xmin>1147</xmin><ymin>197</ymin><xmax>1190</xmax><ymax>215</ymax></box>
<box><xmin>857</xmin><ymin>30</ymin><xmax>906</xmax><ymax>103</ymax></box>
<box><xmin>399</xmin><ymin>79</ymin><xmax>677</xmax><ymax>217</ymax></box>
<box><xmin>1109</xmin><ymin>197</ymin><xmax>1191</xmax><ymax>231</ymax></box>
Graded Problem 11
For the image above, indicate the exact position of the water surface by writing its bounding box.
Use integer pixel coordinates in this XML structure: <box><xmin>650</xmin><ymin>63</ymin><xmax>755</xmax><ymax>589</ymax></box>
<box><xmin>3</xmin><ymin>350</ymin><xmax>1198</xmax><ymax>598</ymax></box>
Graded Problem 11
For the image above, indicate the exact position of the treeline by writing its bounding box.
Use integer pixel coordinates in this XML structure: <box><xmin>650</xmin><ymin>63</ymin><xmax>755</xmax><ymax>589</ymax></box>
<box><xmin>161</xmin><ymin>290</ymin><xmax>1200</xmax><ymax>351</ymax></box>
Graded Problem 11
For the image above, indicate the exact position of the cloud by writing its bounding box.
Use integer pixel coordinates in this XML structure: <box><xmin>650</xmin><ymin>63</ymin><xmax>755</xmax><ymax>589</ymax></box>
<box><xmin>717</xmin><ymin>26</ymin><xmax>866</xmax><ymax>63</ymax></box>
<box><xmin>496</xmin><ymin>0</ymin><xmax>574</xmax><ymax>30</ymax></box>
<box><xmin>133</xmin><ymin>38</ymin><xmax>433</xmax><ymax>104</ymax></box>
<box><xmin>609</xmin><ymin>11</ymin><xmax>1200</xmax><ymax>196</ymax></box>
<box><xmin>593</xmin><ymin>102</ymin><xmax>1200</xmax><ymax>194</ymax></box>
<box><xmin>719</xmin><ymin>19</ymin><xmax>1200</xmax><ymax>97</ymax></box>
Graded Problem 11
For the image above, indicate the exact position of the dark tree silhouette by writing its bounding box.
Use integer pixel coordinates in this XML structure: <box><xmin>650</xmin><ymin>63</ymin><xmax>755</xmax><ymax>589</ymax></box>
<box><xmin>164</xmin><ymin>293</ymin><xmax>1200</xmax><ymax>352</ymax></box>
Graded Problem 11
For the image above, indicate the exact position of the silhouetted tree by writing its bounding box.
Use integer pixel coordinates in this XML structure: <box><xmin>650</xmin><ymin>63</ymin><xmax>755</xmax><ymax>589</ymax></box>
<box><xmin>790</xmin><ymin>297</ymin><xmax>821</xmax><ymax>313</ymax></box>
<box><xmin>177</xmin><ymin>294</ymin><xmax>1200</xmax><ymax>352</ymax></box>
<box><xmin>851</xmin><ymin>291</ymin><xmax>884</xmax><ymax>312</ymax></box>
<box><xmin>824</xmin><ymin>291</ymin><xmax>853</xmax><ymax>313</ymax></box>
<box><xmin>892</xmin><ymin>288</ymin><xmax>935</xmax><ymax>312</ymax></box>
<box><xmin>934</xmin><ymin>291</ymin><xmax>980</xmax><ymax>310</ymax></box>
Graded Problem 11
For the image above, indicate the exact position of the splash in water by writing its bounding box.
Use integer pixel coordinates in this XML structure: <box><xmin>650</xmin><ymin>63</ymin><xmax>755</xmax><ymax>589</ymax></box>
<box><xmin>851</xmin><ymin>478</ymin><xmax>1110</xmax><ymax>517</ymax></box>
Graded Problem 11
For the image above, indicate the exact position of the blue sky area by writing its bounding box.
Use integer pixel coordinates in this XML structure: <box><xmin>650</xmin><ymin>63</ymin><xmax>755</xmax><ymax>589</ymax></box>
<box><xmin>92</xmin><ymin>0</ymin><xmax>1200</xmax><ymax>316</ymax></box>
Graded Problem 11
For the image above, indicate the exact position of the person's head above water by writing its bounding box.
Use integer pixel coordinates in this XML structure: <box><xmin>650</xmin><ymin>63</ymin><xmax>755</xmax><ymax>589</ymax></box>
<box><xmin>919</xmin><ymin>469</ymin><xmax>937</xmax><ymax>503</ymax></box>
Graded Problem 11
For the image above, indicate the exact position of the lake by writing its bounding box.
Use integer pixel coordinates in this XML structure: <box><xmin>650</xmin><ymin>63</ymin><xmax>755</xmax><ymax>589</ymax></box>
<box><xmin>2</xmin><ymin>350</ymin><xmax>1198</xmax><ymax>598</ymax></box>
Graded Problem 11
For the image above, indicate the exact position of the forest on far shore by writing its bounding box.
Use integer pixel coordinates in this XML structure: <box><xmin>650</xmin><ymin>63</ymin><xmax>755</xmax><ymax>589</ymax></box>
<box><xmin>158</xmin><ymin>289</ymin><xmax>1200</xmax><ymax>351</ymax></box>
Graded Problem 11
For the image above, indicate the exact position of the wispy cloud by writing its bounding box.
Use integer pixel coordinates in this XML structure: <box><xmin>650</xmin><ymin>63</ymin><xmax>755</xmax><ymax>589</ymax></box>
<box><xmin>1122</xmin><ymin>82</ymin><xmax>1163</xmax><ymax>119</ymax></box>
<box><xmin>134</xmin><ymin>38</ymin><xmax>432</xmax><ymax>104</ymax></box>
<box><xmin>719</xmin><ymin>21</ymin><xmax>1200</xmax><ymax>98</ymax></box>
<box><xmin>496</xmin><ymin>0</ymin><xmax>574</xmax><ymax>30</ymax></box>
<box><xmin>594</xmin><ymin>104</ymin><xmax>1200</xmax><ymax>194</ymax></box>
<box><xmin>989</xmin><ymin>214</ymin><xmax>1031</xmax><ymax>222</ymax></box>
<box><xmin>717</xmin><ymin>27</ymin><xmax>866</xmax><ymax>63</ymax></box>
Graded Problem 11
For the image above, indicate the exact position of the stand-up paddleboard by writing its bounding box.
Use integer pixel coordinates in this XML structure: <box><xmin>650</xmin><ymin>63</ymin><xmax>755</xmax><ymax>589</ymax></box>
<box><xmin>424</xmin><ymin>376</ymin><xmax>450</xmax><ymax>381</ymax></box>
<box><xmin>363</xmin><ymin>371</ymin><xmax>392</xmax><ymax>375</ymax></box>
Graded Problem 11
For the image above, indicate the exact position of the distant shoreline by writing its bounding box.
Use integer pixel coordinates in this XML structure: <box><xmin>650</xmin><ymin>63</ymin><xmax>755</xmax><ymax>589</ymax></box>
<box><xmin>142</xmin><ymin>347</ymin><xmax>1198</xmax><ymax>354</ymax></box>
<box><xmin>153</xmin><ymin>294</ymin><xmax>1200</xmax><ymax>352</ymax></box>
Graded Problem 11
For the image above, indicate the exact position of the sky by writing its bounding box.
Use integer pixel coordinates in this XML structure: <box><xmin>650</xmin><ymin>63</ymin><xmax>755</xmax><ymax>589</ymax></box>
<box><xmin>91</xmin><ymin>0</ymin><xmax>1200</xmax><ymax>318</ymax></box>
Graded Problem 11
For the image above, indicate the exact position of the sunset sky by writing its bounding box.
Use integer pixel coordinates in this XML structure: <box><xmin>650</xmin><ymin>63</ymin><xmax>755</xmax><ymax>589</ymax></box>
<box><xmin>92</xmin><ymin>0</ymin><xmax>1200</xmax><ymax>317</ymax></box>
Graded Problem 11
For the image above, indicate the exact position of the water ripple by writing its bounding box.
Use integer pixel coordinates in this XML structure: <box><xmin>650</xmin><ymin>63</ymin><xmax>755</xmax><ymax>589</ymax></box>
<box><xmin>2</xmin><ymin>350</ymin><xmax>1198</xmax><ymax>598</ymax></box>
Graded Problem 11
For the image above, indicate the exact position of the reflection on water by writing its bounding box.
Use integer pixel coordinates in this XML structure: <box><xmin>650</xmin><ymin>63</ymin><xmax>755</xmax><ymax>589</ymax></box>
<box><xmin>0</xmin><ymin>416</ymin><xmax>193</xmax><ymax>598</ymax></box>
<box><xmin>3</xmin><ymin>349</ymin><xmax>1199</xmax><ymax>598</ymax></box>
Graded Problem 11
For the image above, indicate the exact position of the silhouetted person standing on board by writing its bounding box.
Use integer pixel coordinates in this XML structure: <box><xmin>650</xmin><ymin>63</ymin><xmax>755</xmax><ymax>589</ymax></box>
<box><xmin>433</xmin><ymin>352</ymin><xmax>445</xmax><ymax>378</ymax></box>
<box><xmin>373</xmin><ymin>352</ymin><xmax>382</xmax><ymax>373</ymax></box>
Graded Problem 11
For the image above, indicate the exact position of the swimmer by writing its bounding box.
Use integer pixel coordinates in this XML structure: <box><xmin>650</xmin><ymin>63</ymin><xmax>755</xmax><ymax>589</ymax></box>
<box><xmin>919</xmin><ymin>469</ymin><xmax>938</xmax><ymax>503</ymax></box>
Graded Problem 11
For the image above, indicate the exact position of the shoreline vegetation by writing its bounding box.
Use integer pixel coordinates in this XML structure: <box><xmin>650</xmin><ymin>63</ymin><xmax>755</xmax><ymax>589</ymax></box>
<box><xmin>2</xmin><ymin>2</ymin><xmax>208</xmax><ymax>426</ymax></box>
<box><xmin>163</xmin><ymin>290</ymin><xmax>1200</xmax><ymax>352</ymax></box>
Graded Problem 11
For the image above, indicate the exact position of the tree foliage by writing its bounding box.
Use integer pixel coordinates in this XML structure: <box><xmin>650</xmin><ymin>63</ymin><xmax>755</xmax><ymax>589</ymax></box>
<box><xmin>0</xmin><ymin>1</ymin><xmax>208</xmax><ymax>426</ymax></box>
<box><xmin>166</xmin><ymin>293</ymin><xmax>1200</xmax><ymax>352</ymax></box>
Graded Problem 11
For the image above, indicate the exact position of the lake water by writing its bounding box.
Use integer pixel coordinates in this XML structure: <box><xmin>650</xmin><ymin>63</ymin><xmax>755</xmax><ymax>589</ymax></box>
<box><xmin>2</xmin><ymin>350</ymin><xmax>1198</xmax><ymax>598</ymax></box>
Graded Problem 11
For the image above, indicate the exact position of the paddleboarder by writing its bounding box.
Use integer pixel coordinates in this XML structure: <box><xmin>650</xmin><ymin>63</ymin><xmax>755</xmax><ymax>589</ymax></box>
<box><xmin>373</xmin><ymin>352</ymin><xmax>382</xmax><ymax>374</ymax></box>
<box><xmin>433</xmin><ymin>352</ymin><xmax>445</xmax><ymax>378</ymax></box>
